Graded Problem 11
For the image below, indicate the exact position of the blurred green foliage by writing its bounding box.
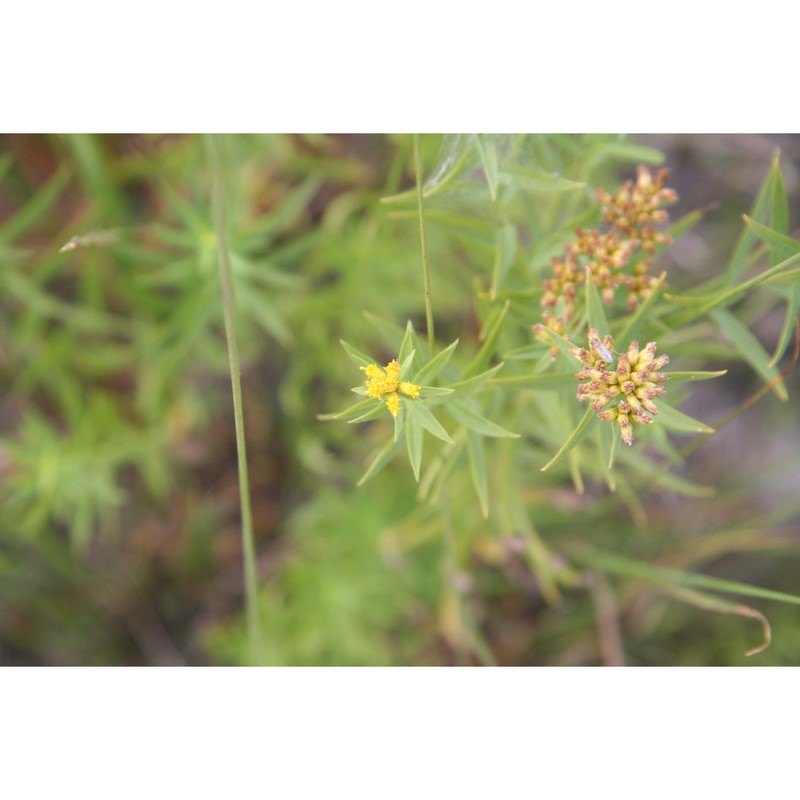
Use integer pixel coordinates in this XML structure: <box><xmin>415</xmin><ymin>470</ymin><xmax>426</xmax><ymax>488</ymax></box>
<box><xmin>1</xmin><ymin>133</ymin><xmax>799</xmax><ymax>666</ymax></box>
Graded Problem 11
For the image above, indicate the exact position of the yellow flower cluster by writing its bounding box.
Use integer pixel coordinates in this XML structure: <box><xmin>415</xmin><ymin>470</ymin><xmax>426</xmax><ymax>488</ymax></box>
<box><xmin>361</xmin><ymin>359</ymin><xmax>420</xmax><ymax>417</ymax></box>
<box><xmin>540</xmin><ymin>166</ymin><xmax>678</xmax><ymax>323</ymax></box>
<box><xmin>571</xmin><ymin>329</ymin><xmax>669</xmax><ymax>446</ymax></box>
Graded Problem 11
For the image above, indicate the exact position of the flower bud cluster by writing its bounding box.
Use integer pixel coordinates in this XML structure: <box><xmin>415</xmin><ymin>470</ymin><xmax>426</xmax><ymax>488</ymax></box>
<box><xmin>597</xmin><ymin>166</ymin><xmax>677</xmax><ymax>252</ymax></box>
<box><xmin>571</xmin><ymin>329</ymin><xmax>669</xmax><ymax>446</ymax></box>
<box><xmin>540</xmin><ymin>166</ymin><xmax>677</xmax><ymax>321</ymax></box>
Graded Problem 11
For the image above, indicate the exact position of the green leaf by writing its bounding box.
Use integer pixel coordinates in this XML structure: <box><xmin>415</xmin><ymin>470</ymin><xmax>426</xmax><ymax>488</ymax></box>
<box><xmin>711</xmin><ymin>307</ymin><xmax>787</xmax><ymax>400</ymax></box>
<box><xmin>399</xmin><ymin>349</ymin><xmax>416</xmax><ymax>380</ymax></box>
<box><xmin>585</xmin><ymin>266</ymin><xmax>609</xmax><ymax>334</ymax></box>
<box><xmin>672</xmin><ymin>249</ymin><xmax>800</xmax><ymax>327</ymax></box>
<box><xmin>502</xmin><ymin>342</ymin><xmax>548</xmax><ymax>361</ymax></box>
<box><xmin>743</xmin><ymin>216</ymin><xmax>800</xmax><ymax>259</ymax></box>
<box><xmin>617</xmin><ymin>448</ymin><xmax>714</xmax><ymax>497</ymax></box>
<box><xmin>317</xmin><ymin>398</ymin><xmax>376</xmax><ymax>421</ymax></box>
<box><xmin>616</xmin><ymin>271</ymin><xmax>667</xmax><ymax>344</ymax></box>
<box><xmin>362</xmin><ymin>311</ymin><xmax>407</xmax><ymax>342</ymax></box>
<box><xmin>490</xmin><ymin>224</ymin><xmax>517</xmax><ymax>299</ymax></box>
<box><xmin>540</xmin><ymin>407</ymin><xmax>597</xmax><ymax>472</ymax></box>
<box><xmin>656</xmin><ymin>402</ymin><xmax>715</xmax><ymax>435</ymax></box>
<box><xmin>239</xmin><ymin>177</ymin><xmax>321</xmax><ymax>247</ymax></box>
<box><xmin>491</xmin><ymin>371</ymin><xmax>576</xmax><ymax>390</ymax></box>
<box><xmin>413</xmin><ymin>339</ymin><xmax>458</xmax><ymax>384</ymax></box>
<box><xmin>770</xmin><ymin>153</ymin><xmax>790</xmax><ymax>246</ymax></box>
<box><xmin>657</xmin><ymin>584</ymin><xmax>771</xmax><ymax>657</ymax></box>
<box><xmin>386</xmin><ymin>209</ymin><xmax>495</xmax><ymax>248</ymax></box>
<box><xmin>348</xmin><ymin>402</ymin><xmax>388</xmax><ymax>424</ymax></box>
<box><xmin>666</xmin><ymin>370</ymin><xmax>728</xmax><ymax>384</ymax></box>
<box><xmin>394</xmin><ymin>403</ymin><xmax>406</xmax><ymax>442</ymax></box>
<box><xmin>380</xmin><ymin>135</ymin><xmax>474</xmax><ymax>204</ymax></box>
<box><xmin>475</xmin><ymin>134</ymin><xmax>499</xmax><ymax>202</ymax></box>
<box><xmin>770</xmin><ymin>285</ymin><xmax>799</xmax><ymax>367</ymax></box>
<box><xmin>357</xmin><ymin>437</ymin><xmax>405</xmax><ymax>486</ymax></box>
<box><xmin>466</xmin><ymin>430</ymin><xmax>489</xmax><ymax>518</ymax></box>
<box><xmin>591</xmin><ymin>141</ymin><xmax>665</xmax><ymax>167</ymax></box>
<box><xmin>572</xmin><ymin>549</ymin><xmax>800</xmax><ymax>608</ymax></box>
<box><xmin>404</xmin><ymin>400</ymin><xmax>453</xmax><ymax>444</ymax></box>
<box><xmin>398</xmin><ymin>321</ymin><xmax>417</xmax><ymax>363</ymax></box>
<box><xmin>595</xmin><ymin>423</ymin><xmax>617</xmax><ymax>490</ymax></box>
<box><xmin>416</xmin><ymin>386</ymin><xmax>454</xmax><ymax>398</ymax></box>
<box><xmin>406</xmin><ymin>415</ymin><xmax>423</xmax><ymax>482</ymax></box>
<box><xmin>431</xmin><ymin>363</ymin><xmax>505</xmax><ymax>403</ymax></box>
<box><xmin>339</xmin><ymin>340</ymin><xmax>374</xmax><ymax>370</ymax></box>
<box><xmin>725</xmin><ymin>159</ymin><xmax>777</xmax><ymax>284</ymax></box>
<box><xmin>532</xmin><ymin>324</ymin><xmax>581</xmax><ymax>364</ymax></box>
<box><xmin>742</xmin><ymin>213</ymin><xmax>800</xmax><ymax>368</ymax></box>
<box><xmin>464</xmin><ymin>300</ymin><xmax>509</xmax><ymax>378</ymax></box>
<box><xmin>0</xmin><ymin>167</ymin><xmax>71</xmax><ymax>244</ymax></box>
<box><xmin>499</xmin><ymin>165</ymin><xmax>585</xmax><ymax>193</ymax></box>
<box><xmin>446</xmin><ymin>401</ymin><xmax>519</xmax><ymax>439</ymax></box>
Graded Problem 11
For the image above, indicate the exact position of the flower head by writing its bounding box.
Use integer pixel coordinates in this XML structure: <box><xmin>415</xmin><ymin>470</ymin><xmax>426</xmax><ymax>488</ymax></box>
<box><xmin>597</xmin><ymin>166</ymin><xmax>678</xmax><ymax>253</ymax></box>
<box><xmin>360</xmin><ymin>359</ymin><xmax>420</xmax><ymax>417</ymax></box>
<box><xmin>539</xmin><ymin>166</ymin><xmax>677</xmax><ymax>320</ymax></box>
<box><xmin>571</xmin><ymin>329</ymin><xmax>669</xmax><ymax>446</ymax></box>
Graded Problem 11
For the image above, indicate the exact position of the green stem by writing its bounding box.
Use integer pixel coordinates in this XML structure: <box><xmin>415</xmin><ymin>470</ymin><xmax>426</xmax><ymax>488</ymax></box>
<box><xmin>206</xmin><ymin>135</ymin><xmax>264</xmax><ymax>664</ymax></box>
<box><xmin>414</xmin><ymin>134</ymin><xmax>435</xmax><ymax>354</ymax></box>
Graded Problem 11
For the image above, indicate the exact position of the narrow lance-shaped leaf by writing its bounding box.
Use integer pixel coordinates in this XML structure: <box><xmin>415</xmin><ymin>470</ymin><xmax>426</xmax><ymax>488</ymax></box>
<box><xmin>404</xmin><ymin>399</ymin><xmax>453</xmax><ymax>444</ymax></box>
<box><xmin>406</xmin><ymin>415</ymin><xmax>423</xmax><ymax>482</ymax></box>
<box><xmin>357</xmin><ymin>437</ymin><xmax>405</xmax><ymax>487</ymax></box>
<box><xmin>618</xmin><ymin>447</ymin><xmax>714</xmax><ymax>498</ymax></box>
<box><xmin>394</xmin><ymin>402</ymin><xmax>406</xmax><ymax>442</ymax></box>
<box><xmin>340</xmin><ymin>339</ymin><xmax>375</xmax><ymax>369</ymax></box>
<box><xmin>385</xmin><ymin>209</ymin><xmax>495</xmax><ymax>248</ymax></box>
<box><xmin>675</xmin><ymin>249</ymin><xmax>800</xmax><ymax>325</ymax></box>
<box><xmin>658</xmin><ymin>584</ymin><xmax>771</xmax><ymax>657</ymax></box>
<box><xmin>446</xmin><ymin>401</ymin><xmax>519</xmax><ymax>439</ymax></box>
<box><xmin>590</xmin><ymin>141</ymin><xmax>665</xmax><ymax>168</ymax></box>
<box><xmin>531</xmin><ymin>320</ymin><xmax>583</xmax><ymax>364</ymax></box>
<box><xmin>413</xmin><ymin>338</ymin><xmax>458</xmax><ymax>385</ymax></box>
<box><xmin>426</xmin><ymin>363</ymin><xmax>506</xmax><ymax>405</ymax></box>
<box><xmin>595</xmin><ymin>422</ymin><xmax>616</xmax><ymax>490</ymax></box>
<box><xmin>711</xmin><ymin>307</ymin><xmax>788</xmax><ymax>401</ymax></box>
<box><xmin>771</xmin><ymin>284</ymin><xmax>800</xmax><ymax>367</ymax></box>
<box><xmin>416</xmin><ymin>386</ymin><xmax>454</xmax><ymax>399</ymax></box>
<box><xmin>317</xmin><ymin>398</ymin><xmax>377</xmax><ymax>422</ymax></box>
<box><xmin>491</xmin><ymin>371</ymin><xmax>577</xmax><ymax>390</ymax></box>
<box><xmin>541</xmin><ymin>407</ymin><xmax>597</xmax><ymax>472</ymax></box>
<box><xmin>464</xmin><ymin>300</ymin><xmax>509</xmax><ymax>378</ymax></box>
<box><xmin>466</xmin><ymin>430</ymin><xmax>489</xmax><ymax>518</ymax></box>
<box><xmin>491</xmin><ymin>224</ymin><xmax>517</xmax><ymax>299</ymax></box>
<box><xmin>398</xmin><ymin>321</ymin><xmax>417</xmax><ymax>363</ymax></box>
<box><xmin>380</xmin><ymin>134</ymin><xmax>473</xmax><ymax>204</ymax></box>
<box><xmin>348</xmin><ymin>402</ymin><xmax>387</xmax><ymax>424</ymax></box>
<box><xmin>743</xmin><ymin>213</ymin><xmax>800</xmax><ymax>368</ymax></box>
<box><xmin>617</xmin><ymin>271</ymin><xmax>667</xmax><ymax>344</ymax></box>
<box><xmin>475</xmin><ymin>134</ymin><xmax>499</xmax><ymax>202</ymax></box>
<box><xmin>725</xmin><ymin>158</ymin><xmax>777</xmax><ymax>284</ymax></box>
<box><xmin>499</xmin><ymin>165</ymin><xmax>585</xmax><ymax>193</ymax></box>
<box><xmin>399</xmin><ymin>349</ymin><xmax>416</xmax><ymax>380</ymax></box>
<box><xmin>0</xmin><ymin>166</ymin><xmax>71</xmax><ymax>244</ymax></box>
<box><xmin>666</xmin><ymin>370</ymin><xmax>728</xmax><ymax>384</ymax></box>
<box><xmin>585</xmin><ymin>266</ymin><xmax>609</xmax><ymax>335</ymax></box>
<box><xmin>655</xmin><ymin>402</ymin><xmax>715</xmax><ymax>435</ymax></box>
<box><xmin>571</xmin><ymin>549</ymin><xmax>800</xmax><ymax>608</ymax></box>
<box><xmin>770</xmin><ymin>153</ymin><xmax>791</xmax><ymax>259</ymax></box>
<box><xmin>742</xmin><ymin>216</ymin><xmax>800</xmax><ymax>259</ymax></box>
